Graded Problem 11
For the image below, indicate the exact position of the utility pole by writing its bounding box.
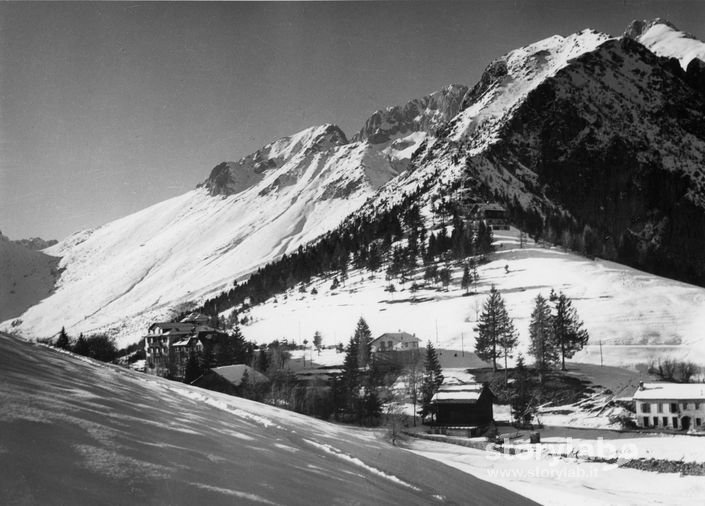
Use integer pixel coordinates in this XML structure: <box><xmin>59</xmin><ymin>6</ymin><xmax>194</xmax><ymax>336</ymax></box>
<box><xmin>461</xmin><ymin>332</ymin><xmax>464</xmax><ymax>357</ymax></box>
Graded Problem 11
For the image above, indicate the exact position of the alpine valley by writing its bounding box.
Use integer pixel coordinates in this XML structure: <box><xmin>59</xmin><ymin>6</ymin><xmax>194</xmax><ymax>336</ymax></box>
<box><xmin>4</xmin><ymin>19</ymin><xmax>705</xmax><ymax>365</ymax></box>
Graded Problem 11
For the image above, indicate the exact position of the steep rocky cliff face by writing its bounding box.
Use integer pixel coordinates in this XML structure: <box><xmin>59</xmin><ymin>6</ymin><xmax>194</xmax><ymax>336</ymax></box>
<box><xmin>477</xmin><ymin>37</ymin><xmax>705</xmax><ymax>283</ymax></box>
<box><xmin>351</xmin><ymin>84</ymin><xmax>468</xmax><ymax>144</ymax></box>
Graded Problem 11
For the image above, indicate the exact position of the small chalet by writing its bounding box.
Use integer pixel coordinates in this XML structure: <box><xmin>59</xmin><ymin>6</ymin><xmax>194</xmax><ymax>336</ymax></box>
<box><xmin>193</xmin><ymin>364</ymin><xmax>269</xmax><ymax>395</ymax></box>
<box><xmin>633</xmin><ymin>382</ymin><xmax>705</xmax><ymax>431</ymax></box>
<box><xmin>143</xmin><ymin>313</ymin><xmax>227</xmax><ymax>379</ymax></box>
<box><xmin>370</xmin><ymin>332</ymin><xmax>421</xmax><ymax>353</ymax></box>
<box><xmin>431</xmin><ymin>383</ymin><xmax>494</xmax><ymax>427</ymax></box>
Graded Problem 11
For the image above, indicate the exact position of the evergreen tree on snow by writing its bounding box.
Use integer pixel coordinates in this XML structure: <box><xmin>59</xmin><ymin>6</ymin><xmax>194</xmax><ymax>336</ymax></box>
<box><xmin>56</xmin><ymin>327</ymin><xmax>70</xmax><ymax>350</ymax></box>
<box><xmin>353</xmin><ymin>317</ymin><xmax>373</xmax><ymax>370</ymax></box>
<box><xmin>474</xmin><ymin>285</ymin><xmax>515</xmax><ymax>372</ymax></box>
<box><xmin>510</xmin><ymin>354</ymin><xmax>534</xmax><ymax>426</ymax></box>
<box><xmin>550</xmin><ymin>291</ymin><xmax>589</xmax><ymax>371</ymax></box>
<box><xmin>461</xmin><ymin>264</ymin><xmax>472</xmax><ymax>294</ymax></box>
<box><xmin>184</xmin><ymin>349</ymin><xmax>201</xmax><ymax>384</ymax></box>
<box><xmin>341</xmin><ymin>334</ymin><xmax>360</xmax><ymax>417</ymax></box>
<box><xmin>528</xmin><ymin>294</ymin><xmax>558</xmax><ymax>382</ymax></box>
<box><xmin>420</xmin><ymin>341</ymin><xmax>444</xmax><ymax>419</ymax></box>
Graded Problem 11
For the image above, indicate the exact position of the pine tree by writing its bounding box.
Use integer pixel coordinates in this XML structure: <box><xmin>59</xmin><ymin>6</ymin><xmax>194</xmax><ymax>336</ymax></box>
<box><xmin>461</xmin><ymin>264</ymin><xmax>472</xmax><ymax>294</ymax></box>
<box><xmin>184</xmin><ymin>349</ymin><xmax>202</xmax><ymax>384</ymax></box>
<box><xmin>341</xmin><ymin>334</ymin><xmax>360</xmax><ymax>418</ymax></box>
<box><xmin>353</xmin><ymin>317</ymin><xmax>373</xmax><ymax>370</ymax></box>
<box><xmin>550</xmin><ymin>291</ymin><xmax>589</xmax><ymax>371</ymax></box>
<box><xmin>56</xmin><ymin>327</ymin><xmax>70</xmax><ymax>350</ymax></box>
<box><xmin>498</xmin><ymin>313</ymin><xmax>518</xmax><ymax>386</ymax></box>
<box><xmin>528</xmin><ymin>294</ymin><xmax>558</xmax><ymax>382</ymax></box>
<box><xmin>510</xmin><ymin>354</ymin><xmax>534</xmax><ymax>426</ymax></box>
<box><xmin>420</xmin><ymin>341</ymin><xmax>444</xmax><ymax>419</ymax></box>
<box><xmin>474</xmin><ymin>285</ymin><xmax>515</xmax><ymax>372</ymax></box>
<box><xmin>73</xmin><ymin>333</ymin><xmax>89</xmax><ymax>356</ymax></box>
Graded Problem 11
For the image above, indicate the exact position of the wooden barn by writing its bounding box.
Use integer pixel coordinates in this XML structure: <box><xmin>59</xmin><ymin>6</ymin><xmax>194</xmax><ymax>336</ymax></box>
<box><xmin>431</xmin><ymin>383</ymin><xmax>494</xmax><ymax>426</ymax></box>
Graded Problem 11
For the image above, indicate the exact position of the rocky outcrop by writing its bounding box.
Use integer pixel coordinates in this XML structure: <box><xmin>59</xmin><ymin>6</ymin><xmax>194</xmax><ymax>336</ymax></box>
<box><xmin>352</xmin><ymin>84</ymin><xmax>468</xmax><ymax>144</ymax></box>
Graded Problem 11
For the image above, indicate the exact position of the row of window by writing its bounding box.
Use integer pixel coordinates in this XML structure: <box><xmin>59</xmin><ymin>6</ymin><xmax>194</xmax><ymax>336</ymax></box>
<box><xmin>640</xmin><ymin>401</ymin><xmax>701</xmax><ymax>413</ymax></box>
<box><xmin>642</xmin><ymin>416</ymin><xmax>702</xmax><ymax>428</ymax></box>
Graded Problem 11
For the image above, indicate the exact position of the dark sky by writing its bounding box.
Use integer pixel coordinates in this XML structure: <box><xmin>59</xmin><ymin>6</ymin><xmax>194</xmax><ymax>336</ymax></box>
<box><xmin>2</xmin><ymin>1</ymin><xmax>704</xmax><ymax>240</ymax></box>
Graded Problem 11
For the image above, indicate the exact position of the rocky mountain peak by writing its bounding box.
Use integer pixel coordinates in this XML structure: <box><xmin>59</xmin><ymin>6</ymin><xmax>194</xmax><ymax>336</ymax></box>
<box><xmin>623</xmin><ymin>18</ymin><xmax>678</xmax><ymax>39</ymax></box>
<box><xmin>351</xmin><ymin>84</ymin><xmax>468</xmax><ymax>144</ymax></box>
<box><xmin>202</xmin><ymin>124</ymin><xmax>348</xmax><ymax>196</ymax></box>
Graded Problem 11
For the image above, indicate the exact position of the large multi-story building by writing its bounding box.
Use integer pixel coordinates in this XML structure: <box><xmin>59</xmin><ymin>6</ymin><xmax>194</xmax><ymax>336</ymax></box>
<box><xmin>632</xmin><ymin>382</ymin><xmax>705</xmax><ymax>432</ymax></box>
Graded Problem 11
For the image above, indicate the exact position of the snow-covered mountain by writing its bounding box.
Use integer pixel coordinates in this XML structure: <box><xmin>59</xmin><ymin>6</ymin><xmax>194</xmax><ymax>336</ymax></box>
<box><xmin>625</xmin><ymin>18</ymin><xmax>705</xmax><ymax>69</ymax></box>
<box><xmin>2</xmin><ymin>95</ymin><xmax>444</xmax><ymax>344</ymax></box>
<box><xmin>4</xmin><ymin>19</ymin><xmax>705</xmax><ymax>354</ymax></box>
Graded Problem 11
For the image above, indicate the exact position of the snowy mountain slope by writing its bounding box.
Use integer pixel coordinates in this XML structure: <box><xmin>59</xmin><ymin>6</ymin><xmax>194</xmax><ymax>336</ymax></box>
<box><xmin>0</xmin><ymin>233</ymin><xmax>59</xmax><ymax>322</ymax></box>
<box><xmin>626</xmin><ymin>18</ymin><xmax>705</xmax><ymax>69</ymax></box>
<box><xmin>2</xmin><ymin>87</ymin><xmax>451</xmax><ymax>344</ymax></box>
<box><xmin>0</xmin><ymin>332</ymin><xmax>535</xmax><ymax>505</ymax></box>
<box><xmin>242</xmin><ymin>228</ymin><xmax>705</xmax><ymax>366</ymax></box>
<box><xmin>5</xmin><ymin>126</ymin><xmax>400</xmax><ymax>344</ymax></box>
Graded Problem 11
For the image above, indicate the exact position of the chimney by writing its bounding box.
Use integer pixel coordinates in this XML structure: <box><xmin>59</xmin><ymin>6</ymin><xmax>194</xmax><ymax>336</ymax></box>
<box><xmin>639</xmin><ymin>381</ymin><xmax>644</xmax><ymax>390</ymax></box>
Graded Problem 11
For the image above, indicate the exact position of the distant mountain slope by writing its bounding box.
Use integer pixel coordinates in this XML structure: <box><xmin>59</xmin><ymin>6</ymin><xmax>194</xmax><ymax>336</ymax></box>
<box><xmin>2</xmin><ymin>89</ymin><xmax>451</xmax><ymax>344</ymax></box>
<box><xmin>0</xmin><ymin>233</ymin><xmax>59</xmax><ymax>323</ymax></box>
<box><xmin>0</xmin><ymin>332</ymin><xmax>535</xmax><ymax>505</ymax></box>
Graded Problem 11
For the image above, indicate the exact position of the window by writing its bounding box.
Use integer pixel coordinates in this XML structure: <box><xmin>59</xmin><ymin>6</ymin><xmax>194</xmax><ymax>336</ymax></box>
<box><xmin>657</xmin><ymin>403</ymin><xmax>663</xmax><ymax>413</ymax></box>
<box><xmin>643</xmin><ymin>416</ymin><xmax>650</xmax><ymax>427</ymax></box>
<box><xmin>670</xmin><ymin>403</ymin><xmax>678</xmax><ymax>413</ymax></box>
<box><xmin>641</xmin><ymin>403</ymin><xmax>651</xmax><ymax>413</ymax></box>
<box><xmin>662</xmin><ymin>416</ymin><xmax>668</xmax><ymax>427</ymax></box>
<box><xmin>696</xmin><ymin>418</ymin><xmax>702</xmax><ymax>427</ymax></box>
<box><xmin>696</xmin><ymin>402</ymin><xmax>701</xmax><ymax>410</ymax></box>
<box><xmin>682</xmin><ymin>402</ymin><xmax>689</xmax><ymax>410</ymax></box>
<box><xmin>672</xmin><ymin>417</ymin><xmax>678</xmax><ymax>428</ymax></box>
<box><xmin>653</xmin><ymin>417</ymin><xmax>659</xmax><ymax>427</ymax></box>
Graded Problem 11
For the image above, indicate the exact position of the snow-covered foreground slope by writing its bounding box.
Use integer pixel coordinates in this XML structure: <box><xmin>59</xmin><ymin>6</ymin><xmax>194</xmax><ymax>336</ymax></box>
<box><xmin>0</xmin><ymin>234</ymin><xmax>59</xmax><ymax>322</ymax></box>
<box><xmin>244</xmin><ymin>228</ymin><xmax>705</xmax><ymax>366</ymax></box>
<box><xmin>409</xmin><ymin>439</ymin><xmax>705</xmax><ymax>506</ymax></box>
<box><xmin>0</xmin><ymin>332</ymin><xmax>535</xmax><ymax>505</ymax></box>
<box><xmin>3</xmin><ymin>125</ymin><xmax>423</xmax><ymax>345</ymax></box>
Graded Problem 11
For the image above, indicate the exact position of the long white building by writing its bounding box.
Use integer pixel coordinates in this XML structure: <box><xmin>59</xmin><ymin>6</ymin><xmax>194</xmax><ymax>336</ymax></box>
<box><xmin>633</xmin><ymin>382</ymin><xmax>705</xmax><ymax>431</ymax></box>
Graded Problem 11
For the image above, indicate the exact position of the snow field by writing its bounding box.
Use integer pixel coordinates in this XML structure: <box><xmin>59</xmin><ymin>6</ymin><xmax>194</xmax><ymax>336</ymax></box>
<box><xmin>246</xmin><ymin>227</ymin><xmax>705</xmax><ymax>367</ymax></box>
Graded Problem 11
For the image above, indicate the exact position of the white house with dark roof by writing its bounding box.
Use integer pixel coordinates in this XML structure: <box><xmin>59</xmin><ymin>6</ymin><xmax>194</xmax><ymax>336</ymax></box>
<box><xmin>370</xmin><ymin>332</ymin><xmax>421</xmax><ymax>353</ymax></box>
<box><xmin>632</xmin><ymin>382</ymin><xmax>705</xmax><ymax>431</ymax></box>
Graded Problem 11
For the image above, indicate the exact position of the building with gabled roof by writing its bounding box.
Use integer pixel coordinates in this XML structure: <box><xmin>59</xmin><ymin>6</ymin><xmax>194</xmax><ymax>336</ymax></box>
<box><xmin>632</xmin><ymin>382</ymin><xmax>705</xmax><ymax>431</ymax></box>
<box><xmin>370</xmin><ymin>332</ymin><xmax>421</xmax><ymax>353</ymax></box>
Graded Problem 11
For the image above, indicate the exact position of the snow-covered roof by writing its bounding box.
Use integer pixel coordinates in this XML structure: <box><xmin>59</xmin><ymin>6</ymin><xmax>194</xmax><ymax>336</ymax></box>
<box><xmin>632</xmin><ymin>382</ymin><xmax>705</xmax><ymax>401</ymax></box>
<box><xmin>432</xmin><ymin>383</ymin><xmax>487</xmax><ymax>403</ymax></box>
<box><xmin>172</xmin><ymin>337</ymin><xmax>198</xmax><ymax>347</ymax></box>
<box><xmin>211</xmin><ymin>364</ymin><xmax>269</xmax><ymax>386</ymax></box>
<box><xmin>371</xmin><ymin>332</ymin><xmax>420</xmax><ymax>345</ymax></box>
